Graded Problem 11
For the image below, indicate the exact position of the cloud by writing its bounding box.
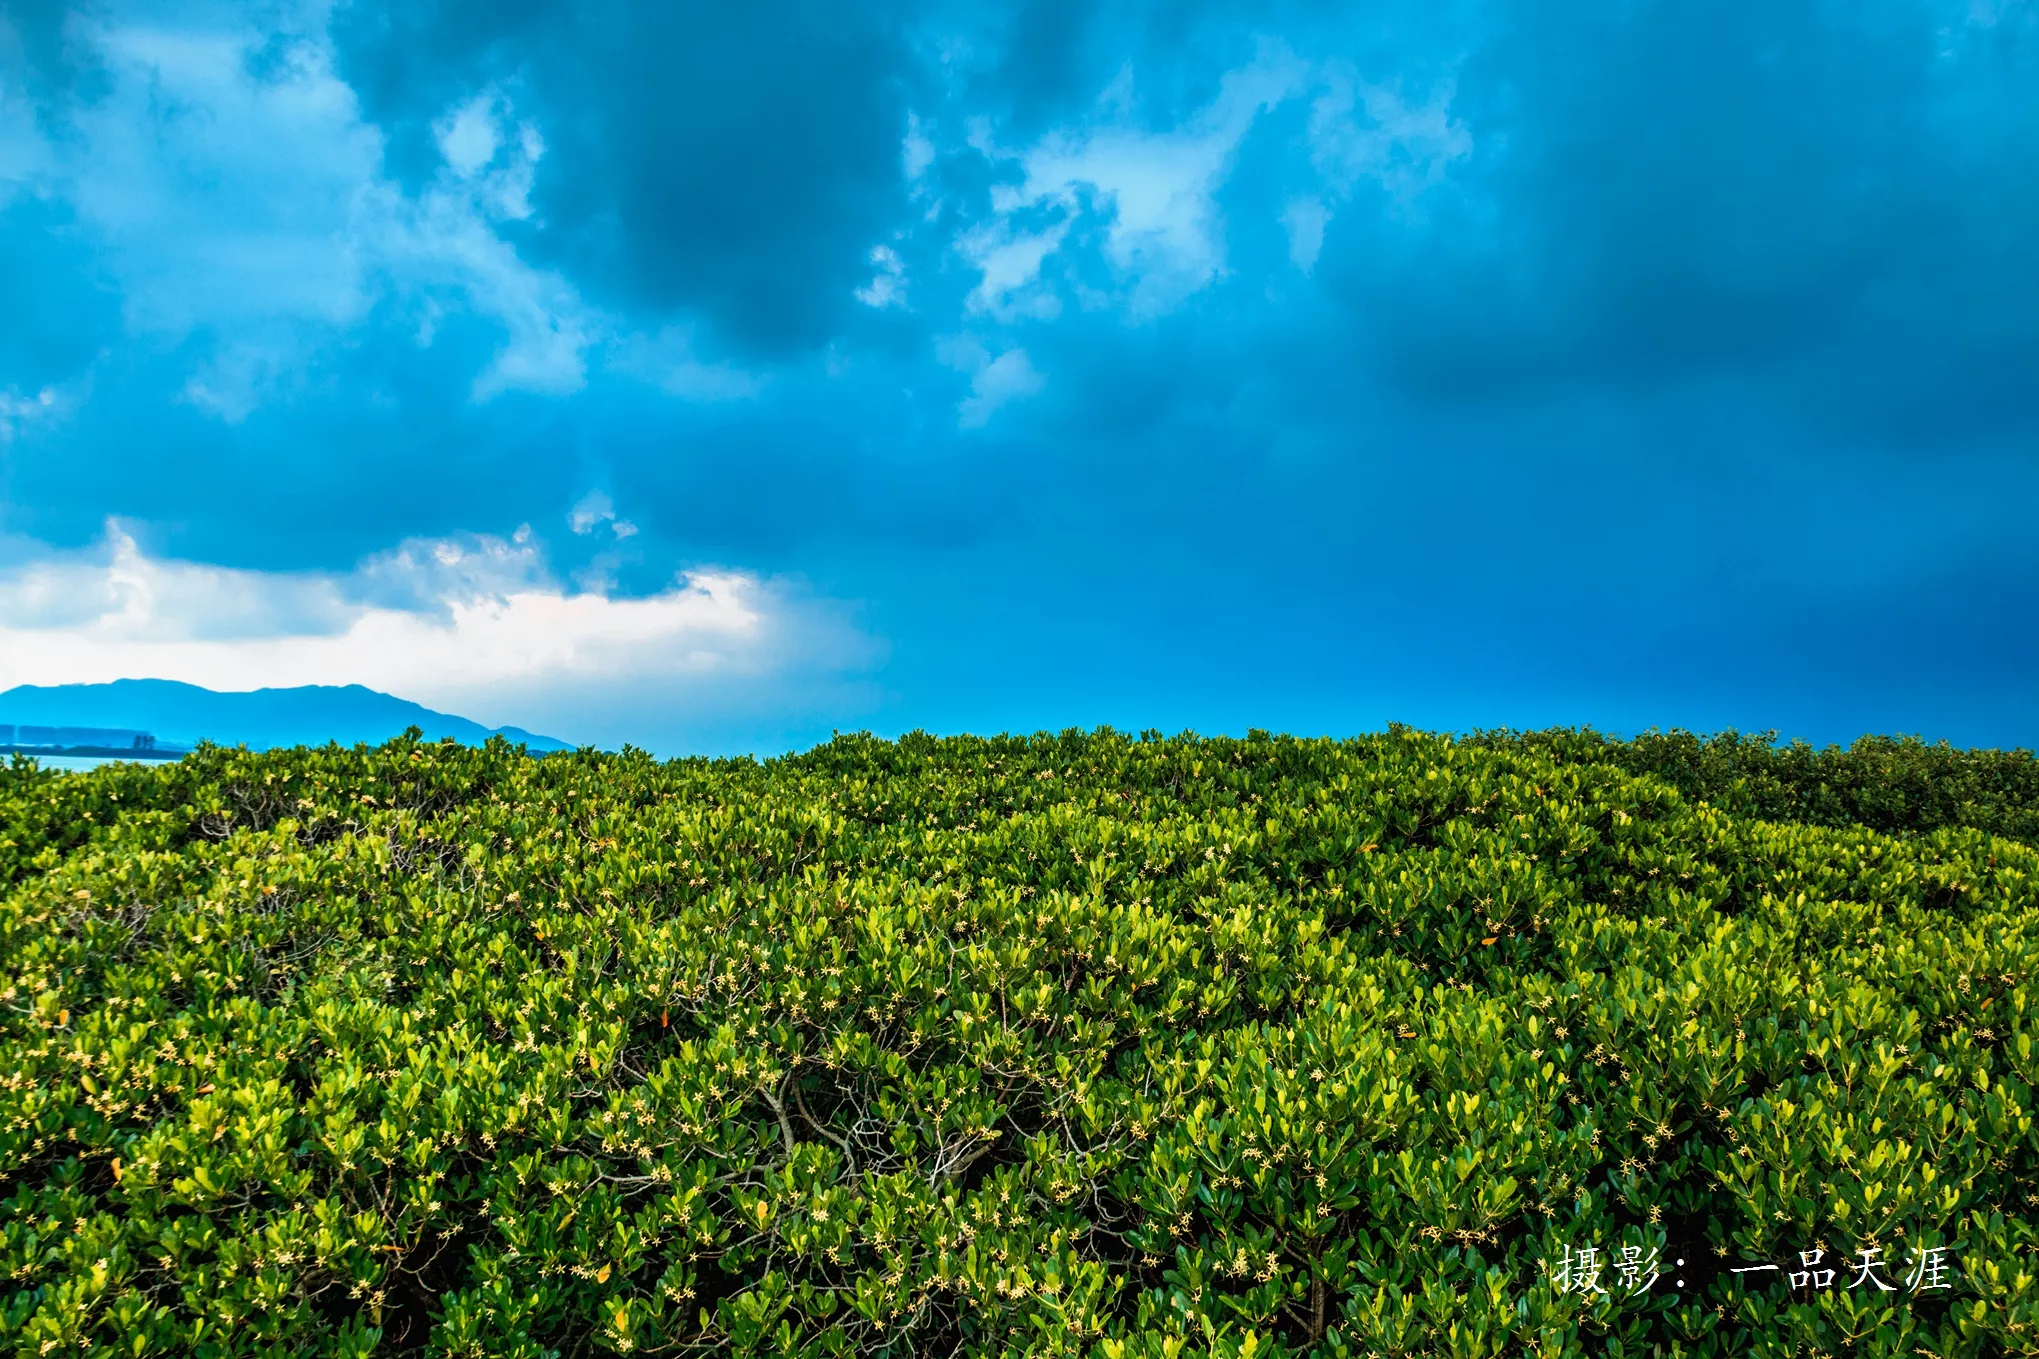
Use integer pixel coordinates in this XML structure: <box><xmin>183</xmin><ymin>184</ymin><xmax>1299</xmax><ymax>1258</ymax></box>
<box><xmin>855</xmin><ymin>244</ymin><xmax>908</xmax><ymax>308</ymax></box>
<box><xmin>942</xmin><ymin>42</ymin><xmax>1467</xmax><ymax>320</ymax></box>
<box><xmin>1282</xmin><ymin>196</ymin><xmax>1327</xmax><ymax>273</ymax></box>
<box><xmin>34</xmin><ymin>13</ymin><xmax>596</xmax><ymax>414</ymax></box>
<box><xmin>940</xmin><ymin>335</ymin><xmax>1044</xmax><ymax>428</ymax></box>
<box><xmin>902</xmin><ymin>114</ymin><xmax>935</xmax><ymax>182</ymax></box>
<box><xmin>567</xmin><ymin>492</ymin><xmax>613</xmax><ymax>535</ymax></box>
<box><xmin>0</xmin><ymin>45</ymin><xmax>55</xmax><ymax>194</ymax></box>
<box><xmin>433</xmin><ymin>90</ymin><xmax>505</xmax><ymax>181</ymax></box>
<box><xmin>1322</xmin><ymin>0</ymin><xmax>2039</xmax><ymax>416</ymax></box>
<box><xmin>566</xmin><ymin>491</ymin><xmax>636</xmax><ymax>540</ymax></box>
<box><xmin>608</xmin><ymin>326</ymin><xmax>767</xmax><ymax>400</ymax></box>
<box><xmin>0</xmin><ymin>385</ymin><xmax>63</xmax><ymax>441</ymax></box>
<box><xmin>1001</xmin><ymin>50</ymin><xmax>1305</xmax><ymax>315</ymax></box>
<box><xmin>0</xmin><ymin>525</ymin><xmax>880</xmax><ymax>722</ymax></box>
<box><xmin>4</xmin><ymin>0</ymin><xmax>2039</xmax><ymax>758</ymax></box>
<box><xmin>60</xmin><ymin>23</ymin><xmax>381</xmax><ymax>340</ymax></box>
<box><xmin>958</xmin><ymin>218</ymin><xmax>1070</xmax><ymax>320</ymax></box>
<box><xmin>1305</xmin><ymin>69</ymin><xmax>1470</xmax><ymax>206</ymax></box>
<box><xmin>330</xmin><ymin>0</ymin><xmax>917</xmax><ymax>357</ymax></box>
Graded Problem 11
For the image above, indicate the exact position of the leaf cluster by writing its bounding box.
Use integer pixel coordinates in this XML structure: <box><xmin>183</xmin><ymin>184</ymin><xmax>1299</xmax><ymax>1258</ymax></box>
<box><xmin>2</xmin><ymin>725</ymin><xmax>2035</xmax><ymax>1357</ymax></box>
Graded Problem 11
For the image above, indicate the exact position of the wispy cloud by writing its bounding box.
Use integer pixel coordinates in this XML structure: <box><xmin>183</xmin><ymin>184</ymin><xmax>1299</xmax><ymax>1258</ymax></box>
<box><xmin>1009</xmin><ymin>52</ymin><xmax>1307</xmax><ymax>316</ymax></box>
<box><xmin>958</xmin><ymin>219</ymin><xmax>1071</xmax><ymax>321</ymax></box>
<box><xmin>566</xmin><ymin>491</ymin><xmax>637</xmax><ymax>540</ymax></box>
<box><xmin>855</xmin><ymin>244</ymin><xmax>909</xmax><ymax>309</ymax></box>
<box><xmin>939</xmin><ymin>335</ymin><xmax>1045</xmax><ymax>429</ymax></box>
<box><xmin>939</xmin><ymin>46</ymin><xmax>1471</xmax><ymax>318</ymax></box>
<box><xmin>1303</xmin><ymin>67</ymin><xmax>1471</xmax><ymax>230</ymax></box>
<box><xmin>608</xmin><ymin>326</ymin><xmax>767</xmax><ymax>400</ymax></box>
<box><xmin>948</xmin><ymin>48</ymin><xmax>1305</xmax><ymax>322</ymax></box>
<box><xmin>0</xmin><ymin>386</ymin><xmax>64</xmax><ymax>442</ymax></box>
<box><xmin>1282</xmin><ymin>196</ymin><xmax>1329</xmax><ymax>274</ymax></box>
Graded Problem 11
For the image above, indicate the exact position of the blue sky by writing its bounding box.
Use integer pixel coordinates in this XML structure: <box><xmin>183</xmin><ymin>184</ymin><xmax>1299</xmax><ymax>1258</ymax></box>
<box><xmin>2</xmin><ymin>0</ymin><xmax>2036</xmax><ymax>755</ymax></box>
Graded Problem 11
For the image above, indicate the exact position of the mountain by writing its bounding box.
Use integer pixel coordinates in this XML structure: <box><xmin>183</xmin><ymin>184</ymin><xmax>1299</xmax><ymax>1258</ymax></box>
<box><xmin>0</xmin><ymin>680</ymin><xmax>574</xmax><ymax>753</ymax></box>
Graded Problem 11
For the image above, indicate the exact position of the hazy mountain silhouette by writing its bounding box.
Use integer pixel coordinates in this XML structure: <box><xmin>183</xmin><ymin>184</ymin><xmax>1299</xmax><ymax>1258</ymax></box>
<box><xmin>0</xmin><ymin>680</ymin><xmax>572</xmax><ymax>752</ymax></box>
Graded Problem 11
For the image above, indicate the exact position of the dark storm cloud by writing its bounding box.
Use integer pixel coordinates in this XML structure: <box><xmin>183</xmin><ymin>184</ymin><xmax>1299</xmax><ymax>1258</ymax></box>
<box><xmin>331</xmin><ymin>0</ymin><xmax>926</xmax><ymax>357</ymax></box>
<box><xmin>1315</xmin><ymin>0</ymin><xmax>2039</xmax><ymax>439</ymax></box>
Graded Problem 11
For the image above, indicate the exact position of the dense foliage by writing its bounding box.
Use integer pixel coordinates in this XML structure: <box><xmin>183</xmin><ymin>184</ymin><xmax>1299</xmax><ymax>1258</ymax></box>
<box><xmin>1475</xmin><ymin>730</ymin><xmax>2039</xmax><ymax>848</ymax></box>
<box><xmin>2</xmin><ymin>726</ymin><xmax>2035</xmax><ymax>1358</ymax></box>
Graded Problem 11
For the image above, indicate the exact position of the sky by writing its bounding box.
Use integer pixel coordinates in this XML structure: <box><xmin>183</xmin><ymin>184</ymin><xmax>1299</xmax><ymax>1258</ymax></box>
<box><xmin>1</xmin><ymin>0</ymin><xmax>2036</xmax><ymax>756</ymax></box>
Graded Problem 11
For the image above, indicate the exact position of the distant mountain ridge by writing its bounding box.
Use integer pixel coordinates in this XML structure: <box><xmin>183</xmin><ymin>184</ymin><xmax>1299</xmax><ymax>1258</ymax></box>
<box><xmin>0</xmin><ymin>680</ymin><xmax>573</xmax><ymax>753</ymax></box>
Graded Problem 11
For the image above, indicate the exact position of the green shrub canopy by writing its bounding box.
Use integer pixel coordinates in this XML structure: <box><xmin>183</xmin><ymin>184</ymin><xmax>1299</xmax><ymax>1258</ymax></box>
<box><xmin>2</xmin><ymin>726</ymin><xmax>2034</xmax><ymax>1357</ymax></box>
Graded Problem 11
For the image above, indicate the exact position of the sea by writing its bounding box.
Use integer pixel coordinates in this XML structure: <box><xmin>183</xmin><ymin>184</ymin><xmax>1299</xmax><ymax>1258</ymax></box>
<box><xmin>23</xmin><ymin>754</ymin><xmax>185</xmax><ymax>773</ymax></box>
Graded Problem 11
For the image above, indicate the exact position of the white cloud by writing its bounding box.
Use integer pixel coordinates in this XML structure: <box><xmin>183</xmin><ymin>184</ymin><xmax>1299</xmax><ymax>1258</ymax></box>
<box><xmin>855</xmin><ymin>244</ymin><xmax>908</xmax><ymax>308</ymax></box>
<box><xmin>940</xmin><ymin>335</ymin><xmax>1045</xmax><ymax>429</ymax></box>
<box><xmin>26</xmin><ymin>13</ymin><xmax>778</xmax><ymax>418</ymax></box>
<box><xmin>435</xmin><ymin>93</ymin><xmax>503</xmax><ymax>180</ymax></box>
<box><xmin>962</xmin><ymin>348</ymin><xmax>1045</xmax><ymax>427</ymax></box>
<box><xmin>957</xmin><ymin>48</ymin><xmax>1306</xmax><ymax>320</ymax></box>
<box><xmin>958</xmin><ymin>219</ymin><xmax>1070</xmax><ymax>320</ymax></box>
<box><xmin>568</xmin><ymin>491</ymin><xmax>616</xmax><ymax>535</ymax></box>
<box><xmin>566</xmin><ymin>491</ymin><xmax>637</xmax><ymax>541</ymax></box>
<box><xmin>41</xmin><ymin>15</ymin><xmax>593</xmax><ymax>412</ymax></box>
<box><xmin>430</xmin><ymin>86</ymin><xmax>545</xmax><ymax>220</ymax></box>
<box><xmin>64</xmin><ymin>24</ymin><xmax>380</xmax><ymax>341</ymax></box>
<box><xmin>0</xmin><ymin>525</ymin><xmax>881</xmax><ymax>727</ymax></box>
<box><xmin>945</xmin><ymin>48</ymin><xmax>1470</xmax><ymax>319</ymax></box>
<box><xmin>0</xmin><ymin>526</ymin><xmax>357</xmax><ymax>639</ymax></box>
<box><xmin>387</xmin><ymin>86</ymin><xmax>587</xmax><ymax>399</ymax></box>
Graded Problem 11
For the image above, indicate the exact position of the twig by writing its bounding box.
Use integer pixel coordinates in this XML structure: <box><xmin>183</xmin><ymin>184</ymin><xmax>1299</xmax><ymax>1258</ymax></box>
<box><xmin>789</xmin><ymin>1076</ymin><xmax>856</xmax><ymax>1170</ymax></box>
<box><xmin>759</xmin><ymin>1077</ymin><xmax>797</xmax><ymax>1159</ymax></box>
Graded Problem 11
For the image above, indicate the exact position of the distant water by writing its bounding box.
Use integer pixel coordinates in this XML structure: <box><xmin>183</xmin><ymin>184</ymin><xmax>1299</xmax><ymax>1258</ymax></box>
<box><xmin>27</xmin><ymin>754</ymin><xmax>184</xmax><ymax>773</ymax></box>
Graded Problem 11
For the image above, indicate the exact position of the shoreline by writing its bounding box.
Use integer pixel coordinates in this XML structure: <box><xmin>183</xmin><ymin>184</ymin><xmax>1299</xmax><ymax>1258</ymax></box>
<box><xmin>1</xmin><ymin>744</ymin><xmax>189</xmax><ymax>761</ymax></box>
